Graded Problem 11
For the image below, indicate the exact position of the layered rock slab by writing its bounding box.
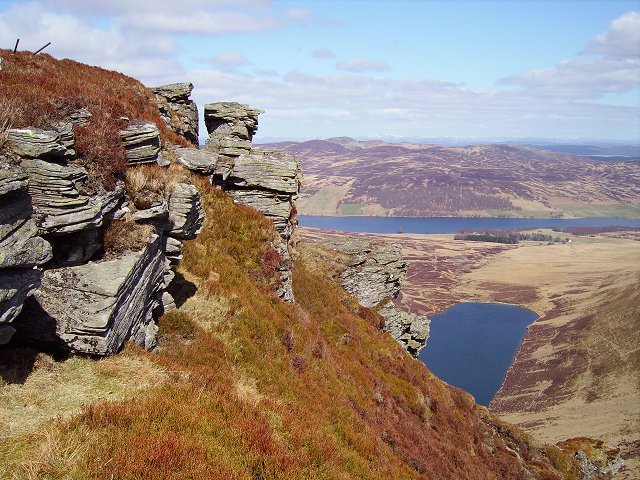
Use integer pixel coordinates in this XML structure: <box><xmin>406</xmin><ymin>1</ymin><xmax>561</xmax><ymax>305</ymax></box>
<box><xmin>0</xmin><ymin>162</ymin><xmax>52</xmax><ymax>344</ymax></box>
<box><xmin>119</xmin><ymin>122</ymin><xmax>160</xmax><ymax>165</ymax></box>
<box><xmin>16</xmin><ymin>235</ymin><xmax>166</xmax><ymax>355</ymax></box>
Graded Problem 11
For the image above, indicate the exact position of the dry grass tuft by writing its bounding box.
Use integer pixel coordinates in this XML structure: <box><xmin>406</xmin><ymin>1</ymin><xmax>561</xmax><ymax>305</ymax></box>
<box><xmin>235</xmin><ymin>376</ymin><xmax>264</xmax><ymax>407</ymax></box>
<box><xmin>0</xmin><ymin>347</ymin><xmax>166</xmax><ymax>439</ymax></box>
<box><xmin>103</xmin><ymin>220</ymin><xmax>154</xmax><ymax>256</ymax></box>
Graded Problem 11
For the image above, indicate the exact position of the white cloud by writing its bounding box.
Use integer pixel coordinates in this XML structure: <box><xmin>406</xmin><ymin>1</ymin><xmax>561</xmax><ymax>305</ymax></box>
<box><xmin>498</xmin><ymin>11</ymin><xmax>640</xmax><ymax>101</ymax></box>
<box><xmin>120</xmin><ymin>10</ymin><xmax>283</xmax><ymax>35</ymax></box>
<box><xmin>583</xmin><ymin>11</ymin><xmax>640</xmax><ymax>59</ymax></box>
<box><xmin>312</xmin><ymin>48</ymin><xmax>336</xmax><ymax>59</ymax></box>
<box><xmin>336</xmin><ymin>57</ymin><xmax>390</xmax><ymax>72</ymax></box>
<box><xmin>210</xmin><ymin>51</ymin><xmax>252</xmax><ymax>67</ymax></box>
<box><xmin>285</xmin><ymin>8</ymin><xmax>313</xmax><ymax>20</ymax></box>
<box><xmin>0</xmin><ymin>2</ymin><xmax>182</xmax><ymax>80</ymax></box>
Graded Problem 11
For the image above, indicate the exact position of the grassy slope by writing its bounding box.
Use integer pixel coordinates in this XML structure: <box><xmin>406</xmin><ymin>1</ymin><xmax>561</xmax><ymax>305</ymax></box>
<box><xmin>0</xmin><ymin>182</ymin><xmax>583</xmax><ymax>479</ymax></box>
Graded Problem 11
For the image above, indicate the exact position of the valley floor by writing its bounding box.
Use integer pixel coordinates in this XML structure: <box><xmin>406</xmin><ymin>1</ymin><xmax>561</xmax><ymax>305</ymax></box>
<box><xmin>300</xmin><ymin>227</ymin><xmax>640</xmax><ymax>477</ymax></box>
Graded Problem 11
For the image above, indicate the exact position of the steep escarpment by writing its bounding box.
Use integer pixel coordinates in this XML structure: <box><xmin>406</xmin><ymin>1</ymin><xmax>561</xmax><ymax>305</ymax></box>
<box><xmin>0</xmin><ymin>52</ymin><xmax>621</xmax><ymax>479</ymax></box>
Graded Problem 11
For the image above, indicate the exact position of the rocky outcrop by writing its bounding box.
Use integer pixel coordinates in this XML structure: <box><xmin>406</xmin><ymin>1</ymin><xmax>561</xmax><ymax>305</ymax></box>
<box><xmin>217</xmin><ymin>149</ymin><xmax>301</xmax><ymax>302</ymax></box>
<box><xmin>167</xmin><ymin>183</ymin><xmax>205</xmax><ymax>240</ymax></box>
<box><xmin>178</xmin><ymin>101</ymin><xmax>301</xmax><ymax>303</ymax></box>
<box><xmin>0</xmin><ymin>161</ymin><xmax>52</xmax><ymax>344</ymax></box>
<box><xmin>15</xmin><ymin>234</ymin><xmax>166</xmax><ymax>355</ymax></box>
<box><xmin>150</xmin><ymin>83</ymin><xmax>199</xmax><ymax>145</ymax></box>
<box><xmin>119</xmin><ymin>122</ymin><xmax>160</xmax><ymax>165</ymax></box>
<box><xmin>204</xmin><ymin>102</ymin><xmax>263</xmax><ymax>161</ymax></box>
<box><xmin>0</xmin><ymin>117</ymin><xmax>177</xmax><ymax>354</ymax></box>
<box><xmin>378</xmin><ymin>304</ymin><xmax>430</xmax><ymax>356</ymax></box>
<box><xmin>318</xmin><ymin>239</ymin><xmax>430</xmax><ymax>355</ymax></box>
<box><xmin>6</xmin><ymin>127</ymin><xmax>71</xmax><ymax>160</ymax></box>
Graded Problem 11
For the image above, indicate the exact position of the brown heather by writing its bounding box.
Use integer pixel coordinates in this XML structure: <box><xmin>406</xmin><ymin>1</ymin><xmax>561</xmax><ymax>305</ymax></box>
<box><xmin>0</xmin><ymin>180</ymin><xmax>584</xmax><ymax>479</ymax></box>
<box><xmin>0</xmin><ymin>50</ymin><xmax>189</xmax><ymax>189</ymax></box>
<box><xmin>103</xmin><ymin>220</ymin><xmax>154</xmax><ymax>256</ymax></box>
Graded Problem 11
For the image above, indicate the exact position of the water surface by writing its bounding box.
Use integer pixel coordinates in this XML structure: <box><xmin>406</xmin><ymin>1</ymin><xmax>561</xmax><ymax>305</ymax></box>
<box><xmin>299</xmin><ymin>215</ymin><xmax>640</xmax><ymax>234</ymax></box>
<box><xmin>418</xmin><ymin>302</ymin><xmax>538</xmax><ymax>406</ymax></box>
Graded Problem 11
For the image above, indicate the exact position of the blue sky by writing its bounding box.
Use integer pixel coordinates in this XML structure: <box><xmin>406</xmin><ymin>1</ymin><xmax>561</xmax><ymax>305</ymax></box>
<box><xmin>1</xmin><ymin>0</ymin><xmax>639</xmax><ymax>142</ymax></box>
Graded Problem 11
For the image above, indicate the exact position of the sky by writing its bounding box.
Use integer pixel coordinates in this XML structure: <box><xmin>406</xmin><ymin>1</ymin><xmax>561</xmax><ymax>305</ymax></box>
<box><xmin>0</xmin><ymin>0</ymin><xmax>639</xmax><ymax>143</ymax></box>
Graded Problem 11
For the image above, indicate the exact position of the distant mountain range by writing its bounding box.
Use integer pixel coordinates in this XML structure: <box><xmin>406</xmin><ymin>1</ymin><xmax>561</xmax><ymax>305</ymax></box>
<box><xmin>260</xmin><ymin>137</ymin><xmax>640</xmax><ymax>218</ymax></box>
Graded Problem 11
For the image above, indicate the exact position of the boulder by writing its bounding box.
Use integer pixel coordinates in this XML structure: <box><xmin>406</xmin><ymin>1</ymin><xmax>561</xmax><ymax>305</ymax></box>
<box><xmin>67</xmin><ymin>108</ymin><xmax>92</xmax><ymax>126</ymax></box>
<box><xmin>7</xmin><ymin>128</ymin><xmax>70</xmax><ymax>159</ymax></box>
<box><xmin>204</xmin><ymin>102</ymin><xmax>263</xmax><ymax>157</ymax></box>
<box><xmin>16</xmin><ymin>235</ymin><xmax>167</xmax><ymax>355</ymax></box>
<box><xmin>150</xmin><ymin>83</ymin><xmax>198</xmax><ymax>145</ymax></box>
<box><xmin>150</xmin><ymin>83</ymin><xmax>193</xmax><ymax>103</ymax></box>
<box><xmin>325</xmin><ymin>240</ymin><xmax>407</xmax><ymax>308</ymax></box>
<box><xmin>175</xmin><ymin>147</ymin><xmax>218</xmax><ymax>175</ymax></box>
<box><xmin>227</xmin><ymin>149</ymin><xmax>300</xmax><ymax>194</ymax></box>
<box><xmin>167</xmin><ymin>183</ymin><xmax>205</xmax><ymax>240</ymax></box>
<box><xmin>119</xmin><ymin>122</ymin><xmax>160</xmax><ymax>165</ymax></box>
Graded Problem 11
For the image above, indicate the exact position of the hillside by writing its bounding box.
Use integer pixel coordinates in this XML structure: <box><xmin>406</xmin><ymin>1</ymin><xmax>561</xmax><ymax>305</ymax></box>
<box><xmin>0</xmin><ymin>52</ymin><xmax>623</xmax><ymax>478</ymax></box>
<box><xmin>262</xmin><ymin>137</ymin><xmax>640</xmax><ymax>218</ymax></box>
<box><xmin>299</xmin><ymin>227</ymin><xmax>639</xmax><ymax>477</ymax></box>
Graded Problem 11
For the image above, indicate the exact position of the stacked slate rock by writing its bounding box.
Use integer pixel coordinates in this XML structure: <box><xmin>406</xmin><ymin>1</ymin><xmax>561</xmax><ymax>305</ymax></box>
<box><xmin>0</xmin><ymin>161</ymin><xmax>52</xmax><ymax>345</ymax></box>
<box><xmin>0</xmin><ymin>114</ymin><xmax>205</xmax><ymax>355</ymax></box>
<box><xmin>150</xmin><ymin>83</ymin><xmax>199</xmax><ymax>145</ymax></box>
<box><xmin>17</xmin><ymin>235</ymin><xmax>166</xmax><ymax>355</ymax></box>
<box><xmin>204</xmin><ymin>102</ymin><xmax>263</xmax><ymax>181</ymax></box>
<box><xmin>206</xmin><ymin>103</ymin><xmax>300</xmax><ymax>302</ymax></box>
<box><xmin>7</xmin><ymin>125</ymin><xmax>124</xmax><ymax>264</ymax></box>
<box><xmin>120</xmin><ymin>122</ymin><xmax>161</xmax><ymax>165</ymax></box>
<box><xmin>223</xmin><ymin>149</ymin><xmax>301</xmax><ymax>301</ymax></box>
<box><xmin>319</xmin><ymin>239</ymin><xmax>430</xmax><ymax>356</ymax></box>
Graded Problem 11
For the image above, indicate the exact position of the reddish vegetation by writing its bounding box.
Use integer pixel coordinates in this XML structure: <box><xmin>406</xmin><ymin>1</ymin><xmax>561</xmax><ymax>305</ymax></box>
<box><xmin>0</xmin><ymin>50</ymin><xmax>189</xmax><ymax>188</ymax></box>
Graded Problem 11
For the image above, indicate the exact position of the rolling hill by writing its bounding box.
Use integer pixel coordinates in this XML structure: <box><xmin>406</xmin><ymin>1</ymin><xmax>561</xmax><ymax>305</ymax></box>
<box><xmin>262</xmin><ymin>138</ymin><xmax>640</xmax><ymax>218</ymax></box>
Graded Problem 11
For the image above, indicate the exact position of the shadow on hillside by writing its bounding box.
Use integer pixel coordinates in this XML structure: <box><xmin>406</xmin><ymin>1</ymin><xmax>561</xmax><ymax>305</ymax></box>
<box><xmin>0</xmin><ymin>346</ymin><xmax>39</xmax><ymax>384</ymax></box>
<box><xmin>167</xmin><ymin>272</ymin><xmax>197</xmax><ymax>307</ymax></box>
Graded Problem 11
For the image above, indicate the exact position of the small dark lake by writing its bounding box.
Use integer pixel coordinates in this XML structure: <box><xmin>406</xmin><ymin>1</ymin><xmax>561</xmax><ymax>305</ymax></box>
<box><xmin>418</xmin><ymin>302</ymin><xmax>538</xmax><ymax>406</ymax></box>
<box><xmin>299</xmin><ymin>215</ymin><xmax>640</xmax><ymax>234</ymax></box>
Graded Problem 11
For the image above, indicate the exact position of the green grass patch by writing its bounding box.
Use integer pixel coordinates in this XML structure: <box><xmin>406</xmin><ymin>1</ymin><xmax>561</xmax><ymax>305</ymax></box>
<box><xmin>340</xmin><ymin>203</ymin><xmax>364</xmax><ymax>215</ymax></box>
